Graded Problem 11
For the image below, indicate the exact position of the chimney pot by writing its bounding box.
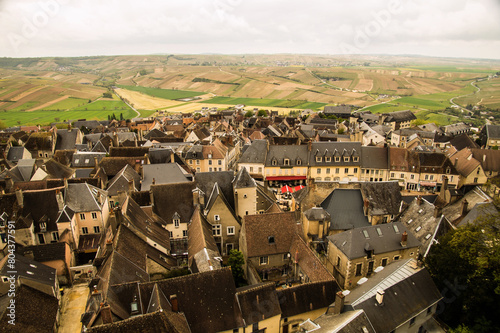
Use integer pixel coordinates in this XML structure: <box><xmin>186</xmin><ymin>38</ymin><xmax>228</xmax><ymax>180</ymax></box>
<box><xmin>100</xmin><ymin>303</ymin><xmax>113</xmax><ymax>324</ymax></box>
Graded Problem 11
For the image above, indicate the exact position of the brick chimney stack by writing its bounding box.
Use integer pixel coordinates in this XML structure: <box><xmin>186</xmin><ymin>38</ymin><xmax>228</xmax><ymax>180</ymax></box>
<box><xmin>333</xmin><ymin>291</ymin><xmax>345</xmax><ymax>314</ymax></box>
<box><xmin>400</xmin><ymin>231</ymin><xmax>408</xmax><ymax>247</ymax></box>
<box><xmin>170</xmin><ymin>294</ymin><xmax>179</xmax><ymax>313</ymax></box>
<box><xmin>461</xmin><ymin>199</ymin><xmax>469</xmax><ymax>216</ymax></box>
<box><xmin>100</xmin><ymin>303</ymin><xmax>113</xmax><ymax>324</ymax></box>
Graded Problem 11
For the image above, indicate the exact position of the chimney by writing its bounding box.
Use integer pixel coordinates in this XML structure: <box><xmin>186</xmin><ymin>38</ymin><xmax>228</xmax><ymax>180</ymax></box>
<box><xmin>333</xmin><ymin>291</ymin><xmax>345</xmax><ymax>314</ymax></box>
<box><xmin>170</xmin><ymin>151</ymin><xmax>175</xmax><ymax>164</ymax></box>
<box><xmin>440</xmin><ymin>176</ymin><xmax>448</xmax><ymax>197</ymax></box>
<box><xmin>363</xmin><ymin>199</ymin><xmax>369</xmax><ymax>215</ymax></box>
<box><xmin>144</xmin><ymin>153</ymin><xmax>149</xmax><ymax>165</ymax></box>
<box><xmin>308</xmin><ymin>141</ymin><xmax>312</xmax><ymax>152</ymax></box>
<box><xmin>152</xmin><ymin>178</ymin><xmax>156</xmax><ymax>185</ymax></box>
<box><xmin>64</xmin><ymin>178</ymin><xmax>68</xmax><ymax>189</ymax></box>
<box><xmin>400</xmin><ymin>231</ymin><xmax>408</xmax><ymax>247</ymax></box>
<box><xmin>461</xmin><ymin>199</ymin><xmax>468</xmax><ymax>216</ymax></box>
<box><xmin>376</xmin><ymin>289</ymin><xmax>385</xmax><ymax>305</ymax></box>
<box><xmin>170</xmin><ymin>294</ymin><xmax>178</xmax><ymax>313</ymax></box>
<box><xmin>416</xmin><ymin>195</ymin><xmax>422</xmax><ymax>206</ymax></box>
<box><xmin>100</xmin><ymin>303</ymin><xmax>113</xmax><ymax>324</ymax></box>
<box><xmin>433</xmin><ymin>206</ymin><xmax>442</xmax><ymax>218</ymax></box>
<box><xmin>105</xmin><ymin>239</ymin><xmax>113</xmax><ymax>255</ymax></box>
<box><xmin>483</xmin><ymin>154</ymin><xmax>486</xmax><ymax>163</ymax></box>
<box><xmin>113</xmin><ymin>132</ymin><xmax>118</xmax><ymax>147</ymax></box>
<box><xmin>128</xmin><ymin>180</ymin><xmax>135</xmax><ymax>193</ymax></box>
<box><xmin>454</xmin><ymin>158</ymin><xmax>458</xmax><ymax>167</ymax></box>
<box><xmin>5</xmin><ymin>176</ymin><xmax>13</xmax><ymax>193</ymax></box>
<box><xmin>15</xmin><ymin>189</ymin><xmax>23</xmax><ymax>208</ymax></box>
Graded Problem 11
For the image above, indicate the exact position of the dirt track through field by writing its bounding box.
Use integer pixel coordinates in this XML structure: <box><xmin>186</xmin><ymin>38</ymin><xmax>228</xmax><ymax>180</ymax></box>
<box><xmin>28</xmin><ymin>95</ymin><xmax>69</xmax><ymax>111</ymax></box>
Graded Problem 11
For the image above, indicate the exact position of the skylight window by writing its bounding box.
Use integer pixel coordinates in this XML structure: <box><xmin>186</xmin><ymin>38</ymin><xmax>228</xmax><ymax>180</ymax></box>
<box><xmin>268</xmin><ymin>236</ymin><xmax>275</xmax><ymax>244</ymax></box>
<box><xmin>415</xmin><ymin>226</ymin><xmax>422</xmax><ymax>232</ymax></box>
<box><xmin>425</xmin><ymin>234</ymin><xmax>432</xmax><ymax>240</ymax></box>
<box><xmin>393</xmin><ymin>224</ymin><xmax>399</xmax><ymax>233</ymax></box>
<box><xmin>376</xmin><ymin>228</ymin><xmax>382</xmax><ymax>236</ymax></box>
<box><xmin>362</xmin><ymin>230</ymin><xmax>369</xmax><ymax>238</ymax></box>
<box><xmin>407</xmin><ymin>219</ymin><xmax>413</xmax><ymax>224</ymax></box>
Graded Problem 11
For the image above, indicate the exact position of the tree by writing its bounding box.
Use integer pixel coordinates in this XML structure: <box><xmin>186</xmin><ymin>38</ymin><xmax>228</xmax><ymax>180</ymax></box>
<box><xmin>0</xmin><ymin>120</ymin><xmax>6</xmax><ymax>130</ymax></box>
<box><xmin>102</xmin><ymin>92</ymin><xmax>112</xmax><ymax>99</ymax></box>
<box><xmin>257</xmin><ymin>110</ymin><xmax>267</xmax><ymax>117</ymax></box>
<box><xmin>244</xmin><ymin>111</ymin><xmax>253</xmax><ymax>118</ymax></box>
<box><xmin>337</xmin><ymin>128</ymin><xmax>344</xmax><ymax>134</ymax></box>
<box><xmin>228</xmin><ymin>249</ymin><xmax>246</xmax><ymax>287</ymax></box>
<box><xmin>139</xmin><ymin>69</ymin><xmax>147</xmax><ymax>76</ymax></box>
<box><xmin>425</xmin><ymin>211</ymin><xmax>500</xmax><ymax>330</ymax></box>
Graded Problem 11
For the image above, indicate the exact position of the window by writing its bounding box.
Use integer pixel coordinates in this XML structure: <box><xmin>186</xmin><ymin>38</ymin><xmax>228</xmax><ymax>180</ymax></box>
<box><xmin>353</xmin><ymin>168</ymin><xmax>358</xmax><ymax>173</ymax></box>
<box><xmin>92</xmin><ymin>212</ymin><xmax>98</xmax><ymax>220</ymax></box>
<box><xmin>40</xmin><ymin>222</ymin><xmax>46</xmax><ymax>231</ymax></box>
<box><xmin>259</xmin><ymin>256</ymin><xmax>268</xmax><ymax>265</ymax></box>
<box><xmin>394</xmin><ymin>255</ymin><xmax>400</xmax><ymax>261</ymax></box>
<box><xmin>336</xmin><ymin>256</ymin><xmax>341</xmax><ymax>267</ymax></box>
<box><xmin>344</xmin><ymin>156</ymin><xmax>350</xmax><ymax>162</ymax></box>
<box><xmin>38</xmin><ymin>234</ymin><xmax>45</xmax><ymax>244</ymax></box>
<box><xmin>51</xmin><ymin>232</ymin><xmax>59</xmax><ymax>242</ymax></box>
<box><xmin>82</xmin><ymin>227</ymin><xmax>89</xmax><ymax>234</ymax></box>
<box><xmin>212</xmin><ymin>224</ymin><xmax>221</xmax><ymax>236</ymax></box>
<box><xmin>345</xmin><ymin>168</ymin><xmax>349</xmax><ymax>173</ymax></box>
<box><xmin>381</xmin><ymin>258</ymin><xmax>388</xmax><ymax>266</ymax></box>
<box><xmin>355</xmin><ymin>263</ymin><xmax>362</xmax><ymax>276</ymax></box>
<box><xmin>249</xmin><ymin>166</ymin><xmax>253</xmax><ymax>172</ymax></box>
<box><xmin>410</xmin><ymin>174</ymin><xmax>415</xmax><ymax>180</ymax></box>
<box><xmin>335</xmin><ymin>156</ymin><xmax>340</xmax><ymax>162</ymax></box>
<box><xmin>208</xmin><ymin>160</ymin><xmax>212</xmax><ymax>165</ymax></box>
<box><xmin>169</xmin><ymin>231</ymin><xmax>173</xmax><ymax>238</ymax></box>
<box><xmin>353</xmin><ymin>157</ymin><xmax>359</xmax><ymax>162</ymax></box>
<box><xmin>335</xmin><ymin>168</ymin><xmax>339</xmax><ymax>174</ymax></box>
<box><xmin>258</xmin><ymin>167</ymin><xmax>262</xmax><ymax>173</ymax></box>
<box><xmin>296</xmin><ymin>159</ymin><xmax>301</xmax><ymax>166</ymax></box>
<box><xmin>214</xmin><ymin>215</ymin><xmax>220</xmax><ymax>221</ymax></box>
<box><xmin>2</xmin><ymin>277</ymin><xmax>9</xmax><ymax>282</ymax></box>
<box><xmin>218</xmin><ymin>160</ymin><xmax>222</xmax><ymax>165</ymax></box>
<box><xmin>272</xmin><ymin>159</ymin><xmax>277</xmax><ymax>166</ymax></box>
<box><xmin>326</xmin><ymin>168</ymin><xmax>331</xmax><ymax>174</ymax></box>
<box><xmin>227</xmin><ymin>226</ymin><xmax>235</xmax><ymax>235</ymax></box>
<box><xmin>430</xmin><ymin>175</ymin><xmax>434</xmax><ymax>180</ymax></box>
<box><xmin>317</xmin><ymin>168</ymin><xmax>321</xmax><ymax>174</ymax></box>
<box><xmin>283</xmin><ymin>253</ymin><xmax>289</xmax><ymax>260</ymax></box>
<box><xmin>174</xmin><ymin>219</ymin><xmax>180</xmax><ymax>228</ymax></box>
<box><xmin>425</xmin><ymin>174</ymin><xmax>429</xmax><ymax>180</ymax></box>
<box><xmin>209</xmin><ymin>167</ymin><xmax>213</xmax><ymax>172</ymax></box>
<box><xmin>325</xmin><ymin>157</ymin><xmax>331</xmax><ymax>162</ymax></box>
<box><xmin>391</xmin><ymin>172</ymin><xmax>395</xmax><ymax>178</ymax></box>
<box><xmin>268</xmin><ymin>236</ymin><xmax>275</xmax><ymax>244</ymax></box>
<box><xmin>182</xmin><ymin>230</ymin><xmax>188</xmax><ymax>237</ymax></box>
<box><xmin>196</xmin><ymin>160</ymin><xmax>200</xmax><ymax>165</ymax></box>
<box><xmin>80</xmin><ymin>213</ymin><xmax>86</xmax><ymax>220</ymax></box>
<box><xmin>284</xmin><ymin>159</ymin><xmax>290</xmax><ymax>166</ymax></box>
<box><xmin>316</xmin><ymin>156</ymin><xmax>322</xmax><ymax>162</ymax></box>
<box><xmin>93</xmin><ymin>226</ymin><xmax>100</xmax><ymax>234</ymax></box>
<box><xmin>474</xmin><ymin>177</ymin><xmax>478</xmax><ymax>183</ymax></box>
<box><xmin>409</xmin><ymin>316</ymin><xmax>416</xmax><ymax>326</ymax></box>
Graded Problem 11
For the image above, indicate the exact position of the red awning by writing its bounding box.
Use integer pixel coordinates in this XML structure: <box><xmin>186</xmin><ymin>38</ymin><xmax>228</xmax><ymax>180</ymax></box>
<box><xmin>266</xmin><ymin>176</ymin><xmax>307</xmax><ymax>181</ymax></box>
<box><xmin>281</xmin><ymin>185</ymin><xmax>293</xmax><ymax>194</ymax></box>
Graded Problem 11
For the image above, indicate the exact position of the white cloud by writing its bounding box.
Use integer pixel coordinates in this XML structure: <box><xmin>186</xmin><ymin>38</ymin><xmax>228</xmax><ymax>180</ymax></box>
<box><xmin>0</xmin><ymin>0</ymin><xmax>499</xmax><ymax>58</ymax></box>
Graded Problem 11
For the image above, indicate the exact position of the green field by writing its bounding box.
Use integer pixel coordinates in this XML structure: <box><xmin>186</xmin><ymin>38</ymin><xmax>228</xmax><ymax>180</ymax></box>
<box><xmin>416</xmin><ymin>110</ymin><xmax>460</xmax><ymax>126</ymax></box>
<box><xmin>0</xmin><ymin>109</ymin><xmax>138</xmax><ymax>127</ymax></box>
<box><xmin>40</xmin><ymin>97</ymin><xmax>88</xmax><ymax>110</ymax></box>
<box><xmin>117</xmin><ymin>85</ymin><xmax>204</xmax><ymax>100</ymax></box>
<box><xmin>395</xmin><ymin>96</ymin><xmax>449</xmax><ymax>109</ymax></box>
<box><xmin>204</xmin><ymin>96</ymin><xmax>326</xmax><ymax>109</ymax></box>
<box><xmin>72</xmin><ymin>99</ymin><xmax>131</xmax><ymax>111</ymax></box>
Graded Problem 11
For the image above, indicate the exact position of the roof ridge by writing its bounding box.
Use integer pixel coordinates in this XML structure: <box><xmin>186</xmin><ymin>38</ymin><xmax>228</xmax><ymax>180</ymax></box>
<box><xmin>236</xmin><ymin>282</ymin><xmax>275</xmax><ymax>295</ymax></box>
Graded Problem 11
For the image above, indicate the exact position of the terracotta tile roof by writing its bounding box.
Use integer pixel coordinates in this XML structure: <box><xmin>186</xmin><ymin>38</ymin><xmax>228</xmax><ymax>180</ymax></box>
<box><xmin>290</xmin><ymin>237</ymin><xmax>335</xmax><ymax>282</ymax></box>
<box><xmin>243</xmin><ymin>212</ymin><xmax>297</xmax><ymax>257</ymax></box>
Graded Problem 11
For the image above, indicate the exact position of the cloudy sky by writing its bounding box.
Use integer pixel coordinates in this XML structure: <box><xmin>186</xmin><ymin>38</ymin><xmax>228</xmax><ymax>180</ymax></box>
<box><xmin>1</xmin><ymin>0</ymin><xmax>499</xmax><ymax>59</ymax></box>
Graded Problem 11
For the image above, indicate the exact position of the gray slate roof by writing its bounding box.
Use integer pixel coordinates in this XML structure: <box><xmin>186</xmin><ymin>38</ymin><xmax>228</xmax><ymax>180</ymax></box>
<box><xmin>65</xmin><ymin>183</ymin><xmax>107</xmax><ymax>213</ymax></box>
<box><xmin>237</xmin><ymin>140</ymin><xmax>268</xmax><ymax>164</ymax></box>
<box><xmin>327</xmin><ymin>222</ymin><xmax>420</xmax><ymax>260</ymax></box>
<box><xmin>141</xmin><ymin>163</ymin><xmax>190</xmax><ymax>191</ymax></box>
<box><xmin>233</xmin><ymin>167</ymin><xmax>256</xmax><ymax>189</ymax></box>
<box><xmin>321</xmin><ymin>189</ymin><xmax>370</xmax><ymax>231</ymax></box>
<box><xmin>265</xmin><ymin>145</ymin><xmax>308</xmax><ymax>167</ymax></box>
<box><xmin>360</xmin><ymin>146</ymin><xmax>389</xmax><ymax>169</ymax></box>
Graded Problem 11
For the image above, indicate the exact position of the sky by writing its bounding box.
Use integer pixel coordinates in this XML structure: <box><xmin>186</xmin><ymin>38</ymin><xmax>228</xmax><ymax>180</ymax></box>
<box><xmin>1</xmin><ymin>0</ymin><xmax>500</xmax><ymax>59</ymax></box>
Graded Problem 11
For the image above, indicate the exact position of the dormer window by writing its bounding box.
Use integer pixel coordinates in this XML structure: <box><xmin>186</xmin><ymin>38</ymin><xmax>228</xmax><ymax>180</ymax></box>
<box><xmin>284</xmin><ymin>159</ymin><xmax>290</xmax><ymax>166</ymax></box>
<box><xmin>174</xmin><ymin>219</ymin><xmax>180</xmax><ymax>227</ymax></box>
<box><xmin>344</xmin><ymin>156</ymin><xmax>350</xmax><ymax>162</ymax></box>
<box><xmin>325</xmin><ymin>157</ymin><xmax>331</xmax><ymax>162</ymax></box>
<box><xmin>268</xmin><ymin>236</ymin><xmax>275</xmax><ymax>244</ymax></box>
<box><xmin>335</xmin><ymin>156</ymin><xmax>340</xmax><ymax>162</ymax></box>
<box><xmin>446</xmin><ymin>167</ymin><xmax>451</xmax><ymax>174</ymax></box>
<box><xmin>353</xmin><ymin>156</ymin><xmax>359</xmax><ymax>162</ymax></box>
<box><xmin>316</xmin><ymin>156</ymin><xmax>322</xmax><ymax>162</ymax></box>
<box><xmin>272</xmin><ymin>159</ymin><xmax>277</xmax><ymax>166</ymax></box>
<box><xmin>296</xmin><ymin>159</ymin><xmax>302</xmax><ymax>166</ymax></box>
<box><xmin>208</xmin><ymin>153</ymin><xmax>212</xmax><ymax>159</ymax></box>
<box><xmin>40</xmin><ymin>222</ymin><xmax>46</xmax><ymax>231</ymax></box>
